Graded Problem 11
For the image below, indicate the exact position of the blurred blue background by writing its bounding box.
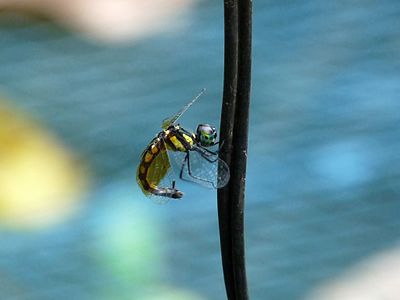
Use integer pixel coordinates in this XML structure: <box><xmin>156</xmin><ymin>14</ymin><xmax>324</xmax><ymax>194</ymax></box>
<box><xmin>1</xmin><ymin>1</ymin><xmax>400</xmax><ymax>299</ymax></box>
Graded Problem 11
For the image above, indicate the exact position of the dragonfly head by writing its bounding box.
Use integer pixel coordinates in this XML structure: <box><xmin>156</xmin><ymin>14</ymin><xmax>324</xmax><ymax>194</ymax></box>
<box><xmin>196</xmin><ymin>124</ymin><xmax>217</xmax><ymax>147</ymax></box>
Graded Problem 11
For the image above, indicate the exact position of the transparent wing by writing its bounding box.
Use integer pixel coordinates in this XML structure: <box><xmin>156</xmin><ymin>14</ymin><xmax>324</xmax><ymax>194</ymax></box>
<box><xmin>176</xmin><ymin>146</ymin><xmax>230</xmax><ymax>189</ymax></box>
<box><xmin>161</xmin><ymin>88</ymin><xmax>206</xmax><ymax>129</ymax></box>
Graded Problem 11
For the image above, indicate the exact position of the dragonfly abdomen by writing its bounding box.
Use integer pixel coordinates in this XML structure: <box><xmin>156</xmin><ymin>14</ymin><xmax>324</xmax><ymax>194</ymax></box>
<box><xmin>136</xmin><ymin>135</ymin><xmax>183</xmax><ymax>199</ymax></box>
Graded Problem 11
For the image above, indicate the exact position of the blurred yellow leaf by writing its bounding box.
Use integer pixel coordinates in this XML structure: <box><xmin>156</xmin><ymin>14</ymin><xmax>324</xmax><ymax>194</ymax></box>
<box><xmin>0</xmin><ymin>100</ymin><xmax>88</xmax><ymax>229</ymax></box>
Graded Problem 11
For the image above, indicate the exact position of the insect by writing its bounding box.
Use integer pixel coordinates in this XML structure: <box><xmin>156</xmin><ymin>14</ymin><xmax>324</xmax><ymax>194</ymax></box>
<box><xmin>136</xmin><ymin>89</ymin><xmax>230</xmax><ymax>202</ymax></box>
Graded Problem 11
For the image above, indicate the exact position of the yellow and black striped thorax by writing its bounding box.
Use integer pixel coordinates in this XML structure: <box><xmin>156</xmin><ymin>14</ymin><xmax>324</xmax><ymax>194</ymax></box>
<box><xmin>163</xmin><ymin>125</ymin><xmax>196</xmax><ymax>152</ymax></box>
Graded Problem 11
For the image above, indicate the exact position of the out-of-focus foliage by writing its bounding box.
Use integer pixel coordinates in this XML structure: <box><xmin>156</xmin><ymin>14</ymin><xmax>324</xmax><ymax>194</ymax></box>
<box><xmin>82</xmin><ymin>191</ymin><xmax>205</xmax><ymax>299</ymax></box>
<box><xmin>306</xmin><ymin>245</ymin><xmax>400</xmax><ymax>300</ymax></box>
<box><xmin>90</xmin><ymin>197</ymin><xmax>162</xmax><ymax>286</ymax></box>
<box><xmin>0</xmin><ymin>100</ymin><xmax>88</xmax><ymax>229</ymax></box>
<box><xmin>0</xmin><ymin>0</ymin><xmax>196</xmax><ymax>43</ymax></box>
<box><xmin>140</xmin><ymin>287</ymin><xmax>206</xmax><ymax>300</ymax></box>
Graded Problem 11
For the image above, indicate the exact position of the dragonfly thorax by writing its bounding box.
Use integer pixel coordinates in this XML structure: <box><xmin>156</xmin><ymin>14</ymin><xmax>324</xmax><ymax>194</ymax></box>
<box><xmin>163</xmin><ymin>125</ymin><xmax>196</xmax><ymax>152</ymax></box>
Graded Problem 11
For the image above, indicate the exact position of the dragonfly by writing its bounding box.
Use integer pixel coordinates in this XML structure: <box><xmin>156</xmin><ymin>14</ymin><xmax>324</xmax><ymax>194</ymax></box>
<box><xmin>136</xmin><ymin>89</ymin><xmax>230</xmax><ymax>202</ymax></box>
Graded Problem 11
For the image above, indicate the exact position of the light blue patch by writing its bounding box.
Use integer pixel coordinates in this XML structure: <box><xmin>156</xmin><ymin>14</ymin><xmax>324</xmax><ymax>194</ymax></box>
<box><xmin>311</xmin><ymin>140</ymin><xmax>375</xmax><ymax>188</ymax></box>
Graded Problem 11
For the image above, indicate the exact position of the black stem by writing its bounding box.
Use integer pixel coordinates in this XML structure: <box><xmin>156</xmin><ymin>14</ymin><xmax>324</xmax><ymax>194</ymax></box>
<box><xmin>218</xmin><ymin>0</ymin><xmax>252</xmax><ymax>299</ymax></box>
<box><xmin>218</xmin><ymin>0</ymin><xmax>238</xmax><ymax>299</ymax></box>
<box><xmin>230</xmin><ymin>0</ymin><xmax>252</xmax><ymax>298</ymax></box>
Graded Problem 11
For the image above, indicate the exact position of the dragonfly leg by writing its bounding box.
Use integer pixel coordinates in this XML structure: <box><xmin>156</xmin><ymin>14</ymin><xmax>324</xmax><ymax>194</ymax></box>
<box><xmin>179</xmin><ymin>153</ymin><xmax>189</xmax><ymax>181</ymax></box>
<box><xmin>193</xmin><ymin>146</ymin><xmax>219</xmax><ymax>163</ymax></box>
<box><xmin>217</xmin><ymin>139</ymin><xmax>225</xmax><ymax>151</ymax></box>
<box><xmin>180</xmin><ymin>150</ymin><xmax>215</xmax><ymax>186</ymax></box>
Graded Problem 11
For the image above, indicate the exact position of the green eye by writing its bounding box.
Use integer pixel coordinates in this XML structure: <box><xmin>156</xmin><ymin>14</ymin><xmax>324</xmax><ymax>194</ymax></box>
<box><xmin>196</xmin><ymin>124</ymin><xmax>217</xmax><ymax>147</ymax></box>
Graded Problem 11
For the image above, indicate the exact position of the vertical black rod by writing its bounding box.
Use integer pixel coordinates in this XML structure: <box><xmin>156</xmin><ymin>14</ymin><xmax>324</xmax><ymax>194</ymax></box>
<box><xmin>230</xmin><ymin>0</ymin><xmax>252</xmax><ymax>299</ymax></box>
<box><xmin>218</xmin><ymin>0</ymin><xmax>252</xmax><ymax>299</ymax></box>
<box><xmin>218</xmin><ymin>1</ymin><xmax>239</xmax><ymax>299</ymax></box>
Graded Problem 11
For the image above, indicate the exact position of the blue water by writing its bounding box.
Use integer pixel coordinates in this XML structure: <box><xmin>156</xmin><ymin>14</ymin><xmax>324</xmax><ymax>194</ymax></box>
<box><xmin>1</xmin><ymin>1</ymin><xmax>400</xmax><ymax>299</ymax></box>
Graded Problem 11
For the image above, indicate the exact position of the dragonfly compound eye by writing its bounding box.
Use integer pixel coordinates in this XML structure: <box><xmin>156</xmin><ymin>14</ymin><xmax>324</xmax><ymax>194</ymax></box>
<box><xmin>196</xmin><ymin>124</ymin><xmax>217</xmax><ymax>147</ymax></box>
